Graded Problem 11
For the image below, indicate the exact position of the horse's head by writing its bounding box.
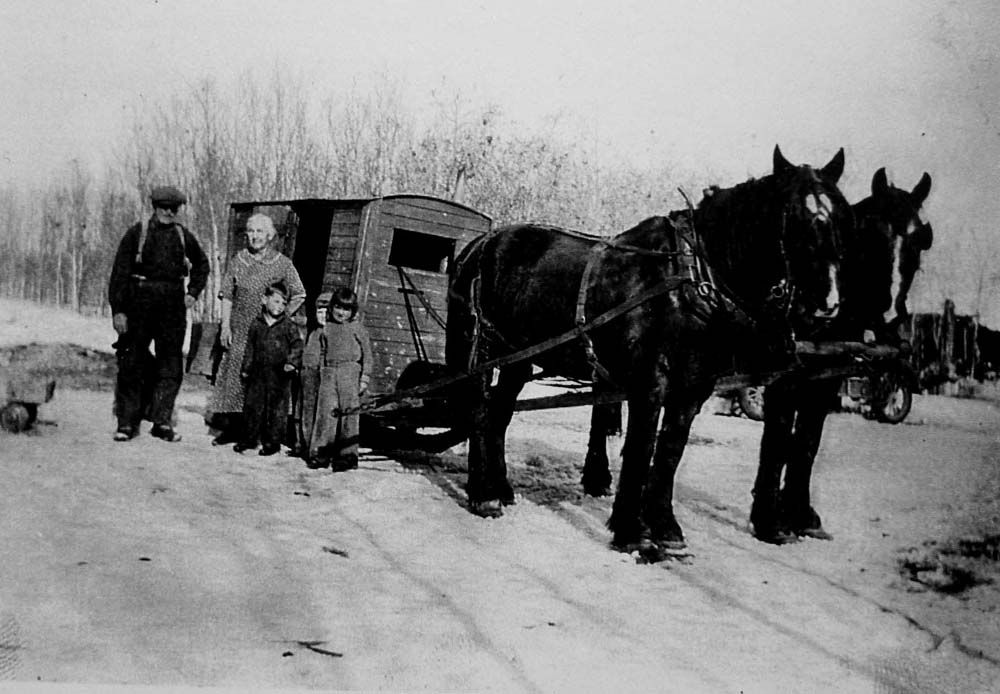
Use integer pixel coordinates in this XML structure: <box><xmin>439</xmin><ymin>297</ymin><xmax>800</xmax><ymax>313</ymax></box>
<box><xmin>851</xmin><ymin>168</ymin><xmax>933</xmax><ymax>335</ymax></box>
<box><xmin>767</xmin><ymin>145</ymin><xmax>853</xmax><ymax>335</ymax></box>
<box><xmin>690</xmin><ymin>147</ymin><xmax>853</xmax><ymax>365</ymax></box>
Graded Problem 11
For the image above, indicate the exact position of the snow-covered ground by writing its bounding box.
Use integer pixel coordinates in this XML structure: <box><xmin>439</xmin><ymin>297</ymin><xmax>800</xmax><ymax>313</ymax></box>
<box><xmin>1</xmin><ymin>297</ymin><xmax>999</xmax><ymax>694</ymax></box>
<box><xmin>0</xmin><ymin>299</ymin><xmax>118</xmax><ymax>355</ymax></box>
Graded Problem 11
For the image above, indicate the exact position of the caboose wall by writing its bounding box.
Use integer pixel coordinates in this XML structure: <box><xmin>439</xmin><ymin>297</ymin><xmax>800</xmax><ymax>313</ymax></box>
<box><xmin>354</xmin><ymin>197</ymin><xmax>489</xmax><ymax>394</ymax></box>
<box><xmin>321</xmin><ymin>206</ymin><xmax>365</xmax><ymax>291</ymax></box>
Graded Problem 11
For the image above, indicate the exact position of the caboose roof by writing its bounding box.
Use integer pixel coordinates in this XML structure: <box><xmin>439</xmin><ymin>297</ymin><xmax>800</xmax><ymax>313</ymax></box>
<box><xmin>227</xmin><ymin>194</ymin><xmax>492</xmax><ymax>222</ymax></box>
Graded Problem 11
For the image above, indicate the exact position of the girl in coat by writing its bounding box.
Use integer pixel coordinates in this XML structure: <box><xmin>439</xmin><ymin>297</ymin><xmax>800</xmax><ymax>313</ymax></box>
<box><xmin>302</xmin><ymin>287</ymin><xmax>371</xmax><ymax>470</ymax></box>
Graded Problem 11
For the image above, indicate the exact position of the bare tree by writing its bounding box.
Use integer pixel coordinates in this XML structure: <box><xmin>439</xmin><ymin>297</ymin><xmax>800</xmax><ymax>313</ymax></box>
<box><xmin>3</xmin><ymin>66</ymin><xmax>715</xmax><ymax>324</ymax></box>
<box><xmin>320</xmin><ymin>73</ymin><xmax>414</xmax><ymax>197</ymax></box>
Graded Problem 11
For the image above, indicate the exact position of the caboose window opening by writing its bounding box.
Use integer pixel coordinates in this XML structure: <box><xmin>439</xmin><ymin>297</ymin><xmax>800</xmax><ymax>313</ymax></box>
<box><xmin>388</xmin><ymin>228</ymin><xmax>454</xmax><ymax>273</ymax></box>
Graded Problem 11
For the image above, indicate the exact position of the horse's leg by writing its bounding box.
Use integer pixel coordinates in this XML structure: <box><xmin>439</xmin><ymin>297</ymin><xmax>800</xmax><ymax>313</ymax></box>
<box><xmin>582</xmin><ymin>399</ymin><xmax>620</xmax><ymax>497</ymax></box>
<box><xmin>622</xmin><ymin>388</ymin><xmax>712</xmax><ymax>561</ymax></box>
<box><xmin>608</xmin><ymin>390</ymin><xmax>662</xmax><ymax>554</ymax></box>
<box><xmin>640</xmin><ymin>385</ymin><xmax>712</xmax><ymax>559</ymax></box>
<box><xmin>485</xmin><ymin>363</ymin><xmax>532</xmax><ymax>507</ymax></box>
<box><xmin>750</xmin><ymin>379</ymin><xmax>799</xmax><ymax>544</ymax></box>
<box><xmin>463</xmin><ymin>372</ymin><xmax>500</xmax><ymax>517</ymax></box>
<box><xmin>781</xmin><ymin>378</ymin><xmax>838</xmax><ymax>540</ymax></box>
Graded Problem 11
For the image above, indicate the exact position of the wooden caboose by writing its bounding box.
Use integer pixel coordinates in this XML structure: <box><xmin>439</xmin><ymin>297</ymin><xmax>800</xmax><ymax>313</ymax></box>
<box><xmin>219</xmin><ymin>195</ymin><xmax>491</xmax><ymax>395</ymax></box>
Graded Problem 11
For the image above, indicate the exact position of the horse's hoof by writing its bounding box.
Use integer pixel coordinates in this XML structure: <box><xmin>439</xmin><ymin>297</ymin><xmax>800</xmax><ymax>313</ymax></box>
<box><xmin>634</xmin><ymin>539</ymin><xmax>692</xmax><ymax>564</ymax></box>
<box><xmin>794</xmin><ymin>526</ymin><xmax>833</xmax><ymax>541</ymax></box>
<box><xmin>611</xmin><ymin>536</ymin><xmax>656</xmax><ymax>557</ymax></box>
<box><xmin>782</xmin><ymin>504</ymin><xmax>831</xmax><ymax>540</ymax></box>
<box><xmin>657</xmin><ymin>538</ymin><xmax>689</xmax><ymax>554</ymax></box>
<box><xmin>752</xmin><ymin>525</ymin><xmax>800</xmax><ymax>545</ymax></box>
<box><xmin>641</xmin><ymin>550</ymin><xmax>691</xmax><ymax>564</ymax></box>
<box><xmin>470</xmin><ymin>500</ymin><xmax>504</xmax><ymax>518</ymax></box>
<box><xmin>611</xmin><ymin>536</ymin><xmax>690</xmax><ymax>564</ymax></box>
<box><xmin>582</xmin><ymin>484</ymin><xmax>612</xmax><ymax>498</ymax></box>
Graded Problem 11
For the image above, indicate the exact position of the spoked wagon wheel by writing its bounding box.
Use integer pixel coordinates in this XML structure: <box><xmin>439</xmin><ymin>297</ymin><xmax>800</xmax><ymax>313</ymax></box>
<box><xmin>871</xmin><ymin>371</ymin><xmax>912</xmax><ymax>424</ymax></box>
<box><xmin>0</xmin><ymin>403</ymin><xmax>31</xmax><ymax>433</ymax></box>
<box><xmin>738</xmin><ymin>386</ymin><xmax>766</xmax><ymax>422</ymax></box>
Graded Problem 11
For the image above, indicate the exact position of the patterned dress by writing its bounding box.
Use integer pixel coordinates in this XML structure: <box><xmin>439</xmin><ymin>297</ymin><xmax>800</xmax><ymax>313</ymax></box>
<box><xmin>208</xmin><ymin>248</ymin><xmax>305</xmax><ymax>419</ymax></box>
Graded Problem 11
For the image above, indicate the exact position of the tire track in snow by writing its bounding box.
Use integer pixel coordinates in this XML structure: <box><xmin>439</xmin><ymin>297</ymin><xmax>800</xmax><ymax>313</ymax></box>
<box><xmin>319</xmin><ymin>465</ymin><xmax>735</xmax><ymax>693</ymax></box>
<box><xmin>554</xmin><ymin>491</ymin><xmax>999</xmax><ymax>693</ymax></box>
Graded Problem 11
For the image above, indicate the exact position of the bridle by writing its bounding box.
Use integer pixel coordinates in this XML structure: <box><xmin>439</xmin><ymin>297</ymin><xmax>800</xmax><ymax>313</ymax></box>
<box><xmin>681</xmin><ymin>208</ymin><xmax>798</xmax><ymax>335</ymax></box>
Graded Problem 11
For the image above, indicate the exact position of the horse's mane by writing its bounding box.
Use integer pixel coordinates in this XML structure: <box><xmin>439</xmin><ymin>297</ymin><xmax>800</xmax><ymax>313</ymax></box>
<box><xmin>690</xmin><ymin>175</ymin><xmax>784</xmax><ymax>280</ymax></box>
<box><xmin>501</xmin><ymin>221</ymin><xmax>607</xmax><ymax>243</ymax></box>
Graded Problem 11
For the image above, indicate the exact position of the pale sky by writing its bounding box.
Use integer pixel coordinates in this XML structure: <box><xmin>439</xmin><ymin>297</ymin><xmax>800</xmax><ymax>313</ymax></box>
<box><xmin>2</xmin><ymin>0</ymin><xmax>999</xmax><ymax>321</ymax></box>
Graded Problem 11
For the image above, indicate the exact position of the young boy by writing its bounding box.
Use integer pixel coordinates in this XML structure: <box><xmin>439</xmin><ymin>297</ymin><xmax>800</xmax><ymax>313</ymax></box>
<box><xmin>304</xmin><ymin>286</ymin><xmax>371</xmax><ymax>471</ymax></box>
<box><xmin>235</xmin><ymin>281</ymin><xmax>303</xmax><ymax>455</ymax></box>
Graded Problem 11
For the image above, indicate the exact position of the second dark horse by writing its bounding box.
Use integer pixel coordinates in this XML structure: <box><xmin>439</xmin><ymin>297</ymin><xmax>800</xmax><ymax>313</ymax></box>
<box><xmin>446</xmin><ymin>147</ymin><xmax>852</xmax><ymax>561</ymax></box>
<box><xmin>749</xmin><ymin>166</ymin><xmax>934</xmax><ymax>544</ymax></box>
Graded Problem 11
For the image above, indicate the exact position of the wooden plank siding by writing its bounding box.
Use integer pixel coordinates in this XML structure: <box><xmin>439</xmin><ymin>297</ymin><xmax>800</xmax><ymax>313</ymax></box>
<box><xmin>368</xmin><ymin>330</ymin><xmax>447</xmax><ymax>354</ymax></box>
<box><xmin>378</xmin><ymin>207</ymin><xmax>485</xmax><ymax>235</ymax></box>
<box><xmin>318</xmin><ymin>208</ymin><xmax>363</xmax><ymax>293</ymax></box>
<box><xmin>355</xmin><ymin>197</ymin><xmax>488</xmax><ymax>395</ymax></box>
<box><xmin>381</xmin><ymin>196</ymin><xmax>488</xmax><ymax>227</ymax></box>
<box><xmin>362</xmin><ymin>271</ymin><xmax>450</xmax><ymax>394</ymax></box>
<box><xmin>366</xmin><ymin>275</ymin><xmax>448</xmax><ymax>305</ymax></box>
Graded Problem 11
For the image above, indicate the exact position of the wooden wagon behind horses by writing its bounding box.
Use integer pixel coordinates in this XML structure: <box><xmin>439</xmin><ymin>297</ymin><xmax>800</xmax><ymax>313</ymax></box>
<box><xmin>446</xmin><ymin>146</ymin><xmax>853</xmax><ymax>562</ymax></box>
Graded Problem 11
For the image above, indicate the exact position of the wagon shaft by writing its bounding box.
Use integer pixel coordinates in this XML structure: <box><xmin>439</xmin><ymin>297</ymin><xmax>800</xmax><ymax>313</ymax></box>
<box><xmin>793</xmin><ymin>340</ymin><xmax>901</xmax><ymax>359</ymax></box>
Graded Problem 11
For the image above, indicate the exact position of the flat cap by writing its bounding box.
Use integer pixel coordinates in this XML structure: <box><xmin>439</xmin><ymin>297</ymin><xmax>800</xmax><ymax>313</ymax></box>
<box><xmin>150</xmin><ymin>185</ymin><xmax>187</xmax><ymax>206</ymax></box>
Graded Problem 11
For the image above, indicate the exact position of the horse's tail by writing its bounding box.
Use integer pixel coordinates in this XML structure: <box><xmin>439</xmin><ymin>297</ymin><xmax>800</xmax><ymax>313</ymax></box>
<box><xmin>445</xmin><ymin>232</ymin><xmax>492</xmax><ymax>371</ymax></box>
<box><xmin>452</xmin><ymin>229</ymin><xmax>503</xmax><ymax>303</ymax></box>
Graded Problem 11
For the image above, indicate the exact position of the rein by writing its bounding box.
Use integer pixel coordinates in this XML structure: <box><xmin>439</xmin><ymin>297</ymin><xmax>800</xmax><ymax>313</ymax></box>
<box><xmin>368</xmin><ymin>273</ymin><xmax>694</xmax><ymax>409</ymax></box>
<box><xmin>686</xmin><ymin>208</ymin><xmax>798</xmax><ymax>334</ymax></box>
<box><xmin>571</xmin><ymin>207</ymin><xmax>803</xmax><ymax>384</ymax></box>
<box><xmin>574</xmin><ymin>220</ymin><xmax>703</xmax><ymax>384</ymax></box>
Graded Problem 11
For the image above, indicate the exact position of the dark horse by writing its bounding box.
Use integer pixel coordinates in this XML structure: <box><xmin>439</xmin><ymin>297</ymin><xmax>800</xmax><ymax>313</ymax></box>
<box><xmin>749</xmin><ymin>167</ymin><xmax>933</xmax><ymax>544</ymax></box>
<box><xmin>446</xmin><ymin>146</ymin><xmax>852</xmax><ymax>560</ymax></box>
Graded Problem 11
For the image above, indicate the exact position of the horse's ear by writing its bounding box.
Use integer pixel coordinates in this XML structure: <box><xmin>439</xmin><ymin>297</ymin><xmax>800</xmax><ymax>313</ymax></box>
<box><xmin>912</xmin><ymin>172</ymin><xmax>932</xmax><ymax>205</ymax></box>
<box><xmin>821</xmin><ymin>148</ymin><xmax>845</xmax><ymax>183</ymax></box>
<box><xmin>773</xmin><ymin>145</ymin><xmax>794</xmax><ymax>174</ymax></box>
<box><xmin>872</xmin><ymin>167</ymin><xmax>889</xmax><ymax>196</ymax></box>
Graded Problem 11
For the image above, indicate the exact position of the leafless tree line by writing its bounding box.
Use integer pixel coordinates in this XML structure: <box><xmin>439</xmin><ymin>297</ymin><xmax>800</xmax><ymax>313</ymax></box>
<box><xmin>0</xmin><ymin>70</ymin><xmax>692</xmax><ymax>322</ymax></box>
<box><xmin>2</xmin><ymin>68</ymin><xmax>991</xmax><ymax>325</ymax></box>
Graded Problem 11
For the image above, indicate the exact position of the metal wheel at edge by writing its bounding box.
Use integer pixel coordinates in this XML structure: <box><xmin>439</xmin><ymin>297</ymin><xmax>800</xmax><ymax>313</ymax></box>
<box><xmin>0</xmin><ymin>403</ymin><xmax>31</xmax><ymax>433</ymax></box>
<box><xmin>872</xmin><ymin>373</ymin><xmax>912</xmax><ymax>424</ymax></box>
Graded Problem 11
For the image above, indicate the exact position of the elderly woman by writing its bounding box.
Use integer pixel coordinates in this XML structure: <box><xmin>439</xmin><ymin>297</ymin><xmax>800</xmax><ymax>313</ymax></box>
<box><xmin>207</xmin><ymin>213</ymin><xmax>305</xmax><ymax>445</ymax></box>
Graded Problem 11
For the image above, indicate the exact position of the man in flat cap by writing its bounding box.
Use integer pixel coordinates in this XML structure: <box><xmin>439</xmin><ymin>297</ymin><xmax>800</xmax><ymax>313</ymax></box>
<box><xmin>107</xmin><ymin>185</ymin><xmax>210</xmax><ymax>442</ymax></box>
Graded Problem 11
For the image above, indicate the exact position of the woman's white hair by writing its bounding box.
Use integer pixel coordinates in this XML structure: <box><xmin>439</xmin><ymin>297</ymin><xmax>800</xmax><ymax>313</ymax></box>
<box><xmin>246</xmin><ymin>213</ymin><xmax>277</xmax><ymax>239</ymax></box>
